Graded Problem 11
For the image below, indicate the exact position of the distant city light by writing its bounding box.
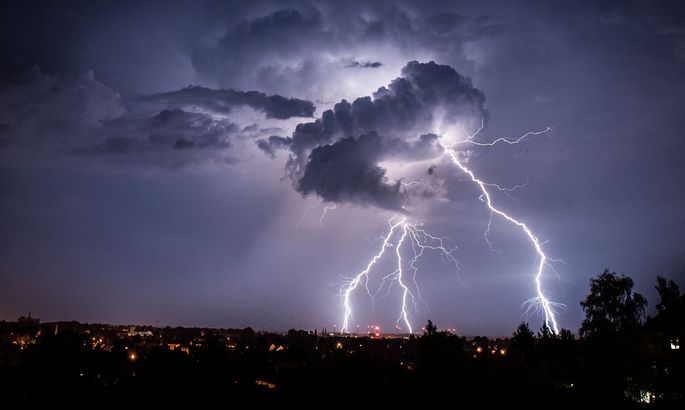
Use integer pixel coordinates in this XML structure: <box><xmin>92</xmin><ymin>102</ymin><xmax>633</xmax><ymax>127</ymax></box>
<box><xmin>255</xmin><ymin>380</ymin><xmax>277</xmax><ymax>390</ymax></box>
<box><xmin>670</xmin><ymin>339</ymin><xmax>680</xmax><ymax>350</ymax></box>
<box><xmin>639</xmin><ymin>390</ymin><xmax>656</xmax><ymax>404</ymax></box>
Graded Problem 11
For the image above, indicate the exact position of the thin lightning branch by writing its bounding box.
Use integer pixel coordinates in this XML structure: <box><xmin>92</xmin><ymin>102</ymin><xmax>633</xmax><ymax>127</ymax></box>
<box><xmin>408</xmin><ymin>224</ymin><xmax>462</xmax><ymax>287</ymax></box>
<box><xmin>294</xmin><ymin>202</ymin><xmax>337</xmax><ymax>234</ymax></box>
<box><xmin>483</xmin><ymin>208</ymin><xmax>500</xmax><ymax>256</ymax></box>
<box><xmin>406</xmin><ymin>229</ymin><xmax>428</xmax><ymax>305</ymax></box>
<box><xmin>460</xmin><ymin>127</ymin><xmax>552</xmax><ymax>147</ymax></box>
<box><xmin>458</xmin><ymin>118</ymin><xmax>552</xmax><ymax>148</ymax></box>
<box><xmin>319</xmin><ymin>203</ymin><xmax>337</xmax><ymax>227</ymax></box>
<box><xmin>444</xmin><ymin>125</ymin><xmax>562</xmax><ymax>333</ymax></box>
<box><xmin>294</xmin><ymin>204</ymin><xmax>318</xmax><ymax>237</ymax></box>
<box><xmin>484</xmin><ymin>178</ymin><xmax>529</xmax><ymax>204</ymax></box>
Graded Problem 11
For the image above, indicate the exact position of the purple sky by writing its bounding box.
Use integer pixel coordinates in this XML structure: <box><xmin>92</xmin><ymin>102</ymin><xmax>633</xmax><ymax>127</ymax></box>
<box><xmin>1</xmin><ymin>0</ymin><xmax>684</xmax><ymax>336</ymax></box>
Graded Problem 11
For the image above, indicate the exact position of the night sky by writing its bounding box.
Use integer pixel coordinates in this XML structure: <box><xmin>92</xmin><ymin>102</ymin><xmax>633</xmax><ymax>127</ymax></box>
<box><xmin>1</xmin><ymin>0</ymin><xmax>684</xmax><ymax>336</ymax></box>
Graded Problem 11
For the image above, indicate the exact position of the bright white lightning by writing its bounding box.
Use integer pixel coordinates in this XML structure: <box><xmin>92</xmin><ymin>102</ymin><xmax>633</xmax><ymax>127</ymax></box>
<box><xmin>339</xmin><ymin>215</ymin><xmax>404</xmax><ymax>333</ymax></box>
<box><xmin>393</xmin><ymin>225</ymin><xmax>413</xmax><ymax>333</ymax></box>
<box><xmin>337</xmin><ymin>119</ymin><xmax>563</xmax><ymax>334</ymax></box>
<box><xmin>443</xmin><ymin>123</ymin><xmax>562</xmax><ymax>333</ymax></box>
<box><xmin>340</xmin><ymin>216</ymin><xmax>460</xmax><ymax>334</ymax></box>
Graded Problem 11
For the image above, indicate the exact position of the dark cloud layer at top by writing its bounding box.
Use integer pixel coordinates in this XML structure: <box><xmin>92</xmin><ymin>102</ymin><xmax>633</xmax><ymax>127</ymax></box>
<box><xmin>191</xmin><ymin>7</ymin><xmax>325</xmax><ymax>89</ymax></box>
<box><xmin>260</xmin><ymin>60</ymin><xmax>487</xmax><ymax>210</ymax></box>
<box><xmin>190</xmin><ymin>4</ymin><xmax>506</xmax><ymax>100</ymax></box>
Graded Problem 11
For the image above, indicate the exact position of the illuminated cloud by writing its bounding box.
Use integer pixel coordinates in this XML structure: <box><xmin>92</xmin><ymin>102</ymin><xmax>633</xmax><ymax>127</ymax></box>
<box><xmin>260</xmin><ymin>60</ymin><xmax>487</xmax><ymax>210</ymax></box>
<box><xmin>191</xmin><ymin>5</ymin><xmax>505</xmax><ymax>103</ymax></box>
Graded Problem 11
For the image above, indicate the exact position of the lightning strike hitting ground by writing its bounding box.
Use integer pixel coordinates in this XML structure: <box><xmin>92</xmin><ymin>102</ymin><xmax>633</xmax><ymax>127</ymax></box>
<box><xmin>339</xmin><ymin>215</ymin><xmax>460</xmax><ymax>334</ymax></box>
<box><xmin>443</xmin><ymin>123</ymin><xmax>563</xmax><ymax>333</ymax></box>
<box><xmin>338</xmin><ymin>121</ymin><xmax>563</xmax><ymax>335</ymax></box>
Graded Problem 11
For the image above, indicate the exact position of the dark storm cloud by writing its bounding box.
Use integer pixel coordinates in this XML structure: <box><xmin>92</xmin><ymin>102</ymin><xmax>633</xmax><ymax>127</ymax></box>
<box><xmin>0</xmin><ymin>62</ymin><xmax>123</xmax><ymax>149</ymax></box>
<box><xmin>299</xmin><ymin>133</ymin><xmax>404</xmax><ymax>210</ymax></box>
<box><xmin>141</xmin><ymin>86</ymin><xmax>315</xmax><ymax>120</ymax></box>
<box><xmin>259</xmin><ymin>60</ymin><xmax>487</xmax><ymax>210</ymax></box>
<box><xmin>346</xmin><ymin>61</ymin><xmax>383</xmax><ymax>68</ymax></box>
<box><xmin>88</xmin><ymin>108</ymin><xmax>239</xmax><ymax>168</ymax></box>
<box><xmin>256</xmin><ymin>136</ymin><xmax>291</xmax><ymax>158</ymax></box>
<box><xmin>0</xmin><ymin>62</ymin><xmax>314</xmax><ymax>169</ymax></box>
<box><xmin>261</xmin><ymin>61</ymin><xmax>486</xmax><ymax>167</ymax></box>
<box><xmin>190</xmin><ymin>4</ymin><xmax>506</xmax><ymax>99</ymax></box>
<box><xmin>297</xmin><ymin>132</ymin><xmax>443</xmax><ymax>210</ymax></box>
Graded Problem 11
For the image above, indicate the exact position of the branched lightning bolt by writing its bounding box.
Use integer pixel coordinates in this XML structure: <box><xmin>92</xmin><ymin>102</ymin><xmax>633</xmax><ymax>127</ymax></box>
<box><xmin>460</xmin><ymin>119</ymin><xmax>552</xmax><ymax>147</ymax></box>
<box><xmin>444</xmin><ymin>123</ymin><xmax>562</xmax><ymax>333</ymax></box>
<box><xmin>340</xmin><ymin>215</ymin><xmax>460</xmax><ymax>334</ymax></box>
<box><xmin>339</xmin><ymin>215</ymin><xmax>404</xmax><ymax>333</ymax></box>
<box><xmin>336</xmin><ymin>118</ymin><xmax>563</xmax><ymax>334</ymax></box>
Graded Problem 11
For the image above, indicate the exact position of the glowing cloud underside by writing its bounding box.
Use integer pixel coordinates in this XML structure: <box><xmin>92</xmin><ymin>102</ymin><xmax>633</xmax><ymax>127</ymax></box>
<box><xmin>339</xmin><ymin>122</ymin><xmax>563</xmax><ymax>334</ymax></box>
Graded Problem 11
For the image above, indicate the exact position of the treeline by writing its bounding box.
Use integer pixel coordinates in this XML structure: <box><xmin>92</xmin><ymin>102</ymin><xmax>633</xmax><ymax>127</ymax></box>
<box><xmin>414</xmin><ymin>269</ymin><xmax>683</xmax><ymax>408</ymax></box>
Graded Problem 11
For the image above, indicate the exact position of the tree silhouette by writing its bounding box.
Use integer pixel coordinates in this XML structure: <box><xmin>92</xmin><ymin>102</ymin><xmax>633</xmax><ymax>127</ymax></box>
<box><xmin>558</xmin><ymin>328</ymin><xmax>574</xmax><ymax>342</ymax></box>
<box><xmin>416</xmin><ymin>319</ymin><xmax>463</xmax><ymax>373</ymax></box>
<box><xmin>424</xmin><ymin>319</ymin><xmax>437</xmax><ymax>336</ymax></box>
<box><xmin>651</xmin><ymin>276</ymin><xmax>683</xmax><ymax>338</ymax></box>
<box><xmin>537</xmin><ymin>323</ymin><xmax>553</xmax><ymax>340</ymax></box>
<box><xmin>580</xmin><ymin>269</ymin><xmax>647</xmax><ymax>339</ymax></box>
<box><xmin>511</xmin><ymin>322</ymin><xmax>535</xmax><ymax>352</ymax></box>
<box><xmin>655</xmin><ymin>276</ymin><xmax>680</xmax><ymax>314</ymax></box>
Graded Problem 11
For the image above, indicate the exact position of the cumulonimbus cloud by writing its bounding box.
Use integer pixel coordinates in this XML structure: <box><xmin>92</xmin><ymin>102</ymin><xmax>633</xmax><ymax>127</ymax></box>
<box><xmin>190</xmin><ymin>6</ymin><xmax>506</xmax><ymax>102</ymax></box>
<box><xmin>259</xmin><ymin>60</ymin><xmax>488</xmax><ymax>210</ymax></box>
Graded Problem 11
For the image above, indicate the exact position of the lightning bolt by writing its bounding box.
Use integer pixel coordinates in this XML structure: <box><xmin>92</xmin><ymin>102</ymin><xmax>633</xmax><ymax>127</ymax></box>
<box><xmin>443</xmin><ymin>121</ymin><xmax>562</xmax><ymax>333</ymax></box>
<box><xmin>393</xmin><ymin>224</ymin><xmax>412</xmax><ymax>333</ymax></box>
<box><xmin>340</xmin><ymin>215</ymin><xmax>460</xmax><ymax>334</ymax></box>
<box><xmin>339</xmin><ymin>215</ymin><xmax>404</xmax><ymax>333</ymax></box>
<box><xmin>337</xmin><ymin>119</ymin><xmax>562</xmax><ymax>335</ymax></box>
